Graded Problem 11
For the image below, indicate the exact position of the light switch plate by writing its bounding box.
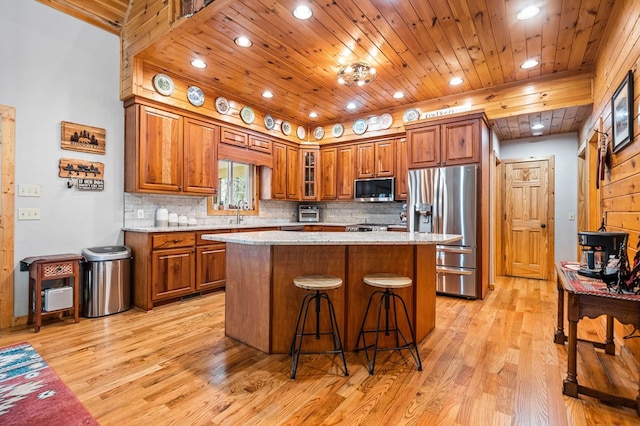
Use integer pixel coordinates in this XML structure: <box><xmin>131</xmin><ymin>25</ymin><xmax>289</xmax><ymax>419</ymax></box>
<box><xmin>137</xmin><ymin>209</ymin><xmax>145</xmax><ymax>219</ymax></box>
<box><xmin>18</xmin><ymin>208</ymin><xmax>41</xmax><ymax>220</ymax></box>
<box><xmin>18</xmin><ymin>184</ymin><xmax>41</xmax><ymax>197</ymax></box>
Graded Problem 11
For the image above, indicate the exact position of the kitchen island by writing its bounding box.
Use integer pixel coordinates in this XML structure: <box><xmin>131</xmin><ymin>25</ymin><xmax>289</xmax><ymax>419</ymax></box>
<box><xmin>202</xmin><ymin>231</ymin><xmax>462</xmax><ymax>354</ymax></box>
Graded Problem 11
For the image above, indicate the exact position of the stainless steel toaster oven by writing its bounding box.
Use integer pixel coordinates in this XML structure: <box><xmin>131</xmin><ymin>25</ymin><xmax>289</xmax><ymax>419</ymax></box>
<box><xmin>298</xmin><ymin>205</ymin><xmax>320</xmax><ymax>222</ymax></box>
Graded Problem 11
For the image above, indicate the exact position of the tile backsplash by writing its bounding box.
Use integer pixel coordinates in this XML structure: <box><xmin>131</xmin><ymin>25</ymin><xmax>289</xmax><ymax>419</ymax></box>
<box><xmin>123</xmin><ymin>193</ymin><xmax>405</xmax><ymax>228</ymax></box>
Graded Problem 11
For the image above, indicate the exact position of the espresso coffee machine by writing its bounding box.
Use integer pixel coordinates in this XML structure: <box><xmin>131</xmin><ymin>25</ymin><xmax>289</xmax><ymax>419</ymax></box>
<box><xmin>577</xmin><ymin>231</ymin><xmax>628</xmax><ymax>277</ymax></box>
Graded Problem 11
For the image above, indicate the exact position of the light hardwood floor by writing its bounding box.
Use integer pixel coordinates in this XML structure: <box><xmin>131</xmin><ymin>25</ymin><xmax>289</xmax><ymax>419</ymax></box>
<box><xmin>1</xmin><ymin>276</ymin><xmax>639</xmax><ymax>425</ymax></box>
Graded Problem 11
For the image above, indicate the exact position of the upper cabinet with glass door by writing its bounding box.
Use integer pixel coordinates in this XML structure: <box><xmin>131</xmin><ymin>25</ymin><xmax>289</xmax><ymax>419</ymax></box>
<box><xmin>301</xmin><ymin>148</ymin><xmax>318</xmax><ymax>200</ymax></box>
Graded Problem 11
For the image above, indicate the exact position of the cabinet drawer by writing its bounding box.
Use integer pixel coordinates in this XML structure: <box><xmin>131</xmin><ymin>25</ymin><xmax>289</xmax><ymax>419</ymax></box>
<box><xmin>41</xmin><ymin>261</ymin><xmax>76</xmax><ymax>279</ymax></box>
<box><xmin>152</xmin><ymin>232</ymin><xmax>196</xmax><ymax>249</ymax></box>
<box><xmin>249</xmin><ymin>135</ymin><xmax>272</xmax><ymax>154</ymax></box>
<box><xmin>197</xmin><ymin>230</ymin><xmax>232</xmax><ymax>245</ymax></box>
<box><xmin>221</xmin><ymin>127</ymin><xmax>248</xmax><ymax>148</ymax></box>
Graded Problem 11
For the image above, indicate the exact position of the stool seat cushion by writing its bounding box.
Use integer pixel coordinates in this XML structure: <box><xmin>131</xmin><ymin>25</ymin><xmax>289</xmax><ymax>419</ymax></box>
<box><xmin>363</xmin><ymin>273</ymin><xmax>412</xmax><ymax>288</ymax></box>
<box><xmin>294</xmin><ymin>274</ymin><xmax>343</xmax><ymax>290</ymax></box>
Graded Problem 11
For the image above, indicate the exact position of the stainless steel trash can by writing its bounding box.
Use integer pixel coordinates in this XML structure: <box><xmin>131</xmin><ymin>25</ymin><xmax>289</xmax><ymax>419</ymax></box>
<box><xmin>81</xmin><ymin>245</ymin><xmax>132</xmax><ymax>318</ymax></box>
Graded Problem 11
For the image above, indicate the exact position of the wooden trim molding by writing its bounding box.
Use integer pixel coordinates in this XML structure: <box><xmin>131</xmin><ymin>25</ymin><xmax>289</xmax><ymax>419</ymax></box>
<box><xmin>0</xmin><ymin>105</ymin><xmax>15</xmax><ymax>329</ymax></box>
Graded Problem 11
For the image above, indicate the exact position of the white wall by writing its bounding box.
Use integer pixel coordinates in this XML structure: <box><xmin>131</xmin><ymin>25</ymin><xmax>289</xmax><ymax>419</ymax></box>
<box><xmin>499</xmin><ymin>132</ymin><xmax>579</xmax><ymax>263</ymax></box>
<box><xmin>0</xmin><ymin>1</ymin><xmax>123</xmax><ymax>317</ymax></box>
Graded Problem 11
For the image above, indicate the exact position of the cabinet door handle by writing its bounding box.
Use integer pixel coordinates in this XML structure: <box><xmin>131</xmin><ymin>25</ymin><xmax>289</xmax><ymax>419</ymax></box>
<box><xmin>173</xmin><ymin>239</ymin><xmax>179</xmax><ymax>243</ymax></box>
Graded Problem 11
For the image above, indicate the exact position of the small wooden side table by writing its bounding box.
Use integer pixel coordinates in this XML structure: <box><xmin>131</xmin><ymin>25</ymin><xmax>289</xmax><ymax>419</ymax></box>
<box><xmin>555</xmin><ymin>262</ymin><xmax>640</xmax><ymax>415</ymax></box>
<box><xmin>21</xmin><ymin>253</ymin><xmax>83</xmax><ymax>332</ymax></box>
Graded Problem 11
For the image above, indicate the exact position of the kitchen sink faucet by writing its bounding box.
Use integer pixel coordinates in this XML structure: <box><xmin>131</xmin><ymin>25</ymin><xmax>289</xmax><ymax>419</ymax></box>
<box><xmin>236</xmin><ymin>200</ymin><xmax>248</xmax><ymax>224</ymax></box>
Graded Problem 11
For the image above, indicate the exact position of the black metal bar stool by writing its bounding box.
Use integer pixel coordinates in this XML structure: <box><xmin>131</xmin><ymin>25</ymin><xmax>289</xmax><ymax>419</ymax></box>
<box><xmin>355</xmin><ymin>273</ymin><xmax>422</xmax><ymax>374</ymax></box>
<box><xmin>290</xmin><ymin>274</ymin><xmax>349</xmax><ymax>379</ymax></box>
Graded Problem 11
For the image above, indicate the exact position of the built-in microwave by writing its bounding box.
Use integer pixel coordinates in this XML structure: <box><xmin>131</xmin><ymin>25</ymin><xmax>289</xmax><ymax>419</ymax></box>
<box><xmin>354</xmin><ymin>177</ymin><xmax>395</xmax><ymax>202</ymax></box>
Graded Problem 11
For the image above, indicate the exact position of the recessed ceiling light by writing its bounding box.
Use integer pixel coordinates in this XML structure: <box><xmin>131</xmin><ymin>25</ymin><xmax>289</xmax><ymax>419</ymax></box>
<box><xmin>449</xmin><ymin>77</ymin><xmax>463</xmax><ymax>86</ymax></box>
<box><xmin>531</xmin><ymin>123</ymin><xmax>545</xmax><ymax>130</ymax></box>
<box><xmin>346</xmin><ymin>102</ymin><xmax>357</xmax><ymax>110</ymax></box>
<box><xmin>308</xmin><ymin>112</ymin><xmax>318</xmax><ymax>118</ymax></box>
<box><xmin>521</xmin><ymin>59</ymin><xmax>539</xmax><ymax>69</ymax></box>
<box><xmin>393</xmin><ymin>91</ymin><xmax>405</xmax><ymax>99</ymax></box>
<box><xmin>517</xmin><ymin>6</ymin><xmax>540</xmax><ymax>20</ymax></box>
<box><xmin>262</xmin><ymin>91</ymin><xmax>273</xmax><ymax>98</ymax></box>
<box><xmin>532</xmin><ymin>132</ymin><xmax>543</xmax><ymax>136</ymax></box>
<box><xmin>292</xmin><ymin>5</ymin><xmax>312</xmax><ymax>20</ymax></box>
<box><xmin>190</xmin><ymin>59</ymin><xmax>207</xmax><ymax>69</ymax></box>
<box><xmin>234</xmin><ymin>36</ymin><xmax>253</xmax><ymax>48</ymax></box>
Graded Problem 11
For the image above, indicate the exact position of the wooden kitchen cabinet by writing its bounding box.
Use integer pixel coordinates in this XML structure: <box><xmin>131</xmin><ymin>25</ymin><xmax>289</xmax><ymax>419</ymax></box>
<box><xmin>125</xmin><ymin>230</ymin><xmax>230</xmax><ymax>310</ymax></box>
<box><xmin>196</xmin><ymin>231</ymin><xmax>227</xmax><ymax>291</ymax></box>
<box><xmin>406</xmin><ymin>112</ymin><xmax>485</xmax><ymax>168</ymax></box>
<box><xmin>152</xmin><ymin>247</ymin><xmax>195</xmax><ymax>301</ymax></box>
<box><xmin>272</xmin><ymin>141</ymin><xmax>300</xmax><ymax>200</ymax></box>
<box><xmin>183</xmin><ymin>118</ymin><xmax>218</xmax><ymax>194</ymax></box>
<box><xmin>301</xmin><ymin>148</ymin><xmax>318</xmax><ymax>200</ymax></box>
<box><xmin>320</xmin><ymin>147</ymin><xmax>337</xmax><ymax>200</ymax></box>
<box><xmin>336</xmin><ymin>145</ymin><xmax>356</xmax><ymax>199</ymax></box>
<box><xmin>395</xmin><ymin>137</ymin><xmax>408</xmax><ymax>200</ymax></box>
<box><xmin>124</xmin><ymin>99</ymin><xmax>218</xmax><ymax>195</ymax></box>
<box><xmin>356</xmin><ymin>139</ymin><xmax>395</xmax><ymax>178</ymax></box>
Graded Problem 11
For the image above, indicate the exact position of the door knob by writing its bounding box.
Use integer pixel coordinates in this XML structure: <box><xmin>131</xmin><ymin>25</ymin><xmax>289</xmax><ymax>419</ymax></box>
<box><xmin>541</xmin><ymin>224</ymin><xmax>547</xmax><ymax>228</ymax></box>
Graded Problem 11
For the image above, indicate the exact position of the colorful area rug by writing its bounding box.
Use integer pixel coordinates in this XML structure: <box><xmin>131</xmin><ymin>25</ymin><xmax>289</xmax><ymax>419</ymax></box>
<box><xmin>0</xmin><ymin>342</ymin><xmax>98</xmax><ymax>425</ymax></box>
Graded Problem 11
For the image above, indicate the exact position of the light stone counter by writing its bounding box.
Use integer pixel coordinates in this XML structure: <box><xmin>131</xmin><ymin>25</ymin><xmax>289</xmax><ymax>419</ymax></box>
<box><xmin>202</xmin><ymin>230</ymin><xmax>461</xmax><ymax>245</ymax></box>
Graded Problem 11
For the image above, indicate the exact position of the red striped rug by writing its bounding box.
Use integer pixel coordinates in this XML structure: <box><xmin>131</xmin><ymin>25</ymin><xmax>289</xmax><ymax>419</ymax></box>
<box><xmin>0</xmin><ymin>342</ymin><xmax>98</xmax><ymax>425</ymax></box>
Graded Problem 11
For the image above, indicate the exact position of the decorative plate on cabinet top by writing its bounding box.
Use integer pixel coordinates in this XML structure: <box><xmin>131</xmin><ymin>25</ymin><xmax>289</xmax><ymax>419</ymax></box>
<box><xmin>378</xmin><ymin>113</ymin><xmax>393</xmax><ymax>129</ymax></box>
<box><xmin>281</xmin><ymin>121</ymin><xmax>292</xmax><ymax>135</ymax></box>
<box><xmin>313</xmin><ymin>126</ymin><xmax>325</xmax><ymax>140</ymax></box>
<box><xmin>264</xmin><ymin>114</ymin><xmax>275</xmax><ymax>130</ymax></box>
<box><xmin>332</xmin><ymin>123</ymin><xmax>344</xmax><ymax>138</ymax></box>
<box><xmin>352</xmin><ymin>118</ymin><xmax>368</xmax><ymax>135</ymax></box>
<box><xmin>153</xmin><ymin>73</ymin><xmax>174</xmax><ymax>96</ymax></box>
<box><xmin>296</xmin><ymin>125</ymin><xmax>306</xmax><ymax>140</ymax></box>
<box><xmin>186</xmin><ymin>86</ymin><xmax>205</xmax><ymax>107</ymax></box>
<box><xmin>403</xmin><ymin>108</ymin><xmax>420</xmax><ymax>122</ymax></box>
<box><xmin>215</xmin><ymin>97</ymin><xmax>230</xmax><ymax>114</ymax></box>
<box><xmin>240</xmin><ymin>106</ymin><xmax>255</xmax><ymax>124</ymax></box>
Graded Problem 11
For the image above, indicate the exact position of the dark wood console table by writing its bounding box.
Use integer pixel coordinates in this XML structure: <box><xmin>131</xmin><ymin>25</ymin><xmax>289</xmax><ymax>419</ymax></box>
<box><xmin>555</xmin><ymin>262</ymin><xmax>640</xmax><ymax>415</ymax></box>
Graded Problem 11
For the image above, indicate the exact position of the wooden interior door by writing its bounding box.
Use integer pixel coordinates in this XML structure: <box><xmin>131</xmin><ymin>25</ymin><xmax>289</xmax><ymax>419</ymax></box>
<box><xmin>503</xmin><ymin>158</ymin><xmax>553</xmax><ymax>280</ymax></box>
<box><xmin>0</xmin><ymin>105</ymin><xmax>15</xmax><ymax>329</ymax></box>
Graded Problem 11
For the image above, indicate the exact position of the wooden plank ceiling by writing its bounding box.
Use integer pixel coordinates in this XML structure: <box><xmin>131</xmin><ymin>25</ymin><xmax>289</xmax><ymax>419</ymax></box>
<box><xmin>38</xmin><ymin>0</ymin><xmax>613</xmax><ymax>141</ymax></box>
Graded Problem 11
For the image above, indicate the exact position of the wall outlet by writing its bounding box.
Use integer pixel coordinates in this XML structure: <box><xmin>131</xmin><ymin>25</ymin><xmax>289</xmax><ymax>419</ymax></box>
<box><xmin>568</xmin><ymin>212</ymin><xmax>575</xmax><ymax>221</ymax></box>
<box><xmin>18</xmin><ymin>208</ymin><xmax>41</xmax><ymax>220</ymax></box>
<box><xmin>18</xmin><ymin>184</ymin><xmax>41</xmax><ymax>197</ymax></box>
<box><xmin>137</xmin><ymin>209</ymin><xmax>145</xmax><ymax>219</ymax></box>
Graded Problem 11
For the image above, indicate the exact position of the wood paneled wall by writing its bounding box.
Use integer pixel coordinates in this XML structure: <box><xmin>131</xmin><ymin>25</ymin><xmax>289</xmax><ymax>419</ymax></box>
<box><xmin>580</xmin><ymin>0</ymin><xmax>640</xmax><ymax>361</ymax></box>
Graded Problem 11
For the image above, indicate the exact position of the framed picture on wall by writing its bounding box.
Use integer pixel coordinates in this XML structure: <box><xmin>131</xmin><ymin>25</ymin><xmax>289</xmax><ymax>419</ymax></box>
<box><xmin>611</xmin><ymin>70</ymin><xmax>634</xmax><ymax>153</ymax></box>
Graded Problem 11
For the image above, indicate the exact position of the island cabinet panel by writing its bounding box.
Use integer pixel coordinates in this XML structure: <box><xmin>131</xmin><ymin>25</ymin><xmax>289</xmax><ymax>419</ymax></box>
<box><xmin>345</xmin><ymin>245</ymin><xmax>416</xmax><ymax>350</ymax></box>
<box><xmin>336</xmin><ymin>145</ymin><xmax>356</xmax><ymax>199</ymax></box>
<box><xmin>183</xmin><ymin>118</ymin><xmax>218</xmax><ymax>195</ymax></box>
<box><xmin>225</xmin><ymin>243</ymin><xmax>272</xmax><ymax>353</ymax></box>
<box><xmin>320</xmin><ymin>147</ymin><xmax>337</xmax><ymax>200</ymax></box>
<box><xmin>270</xmin><ymin>246</ymin><xmax>346</xmax><ymax>353</ymax></box>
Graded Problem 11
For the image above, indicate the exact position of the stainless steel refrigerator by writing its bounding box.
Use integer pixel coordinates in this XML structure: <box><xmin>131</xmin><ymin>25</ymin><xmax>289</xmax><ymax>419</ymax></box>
<box><xmin>407</xmin><ymin>165</ymin><xmax>478</xmax><ymax>298</ymax></box>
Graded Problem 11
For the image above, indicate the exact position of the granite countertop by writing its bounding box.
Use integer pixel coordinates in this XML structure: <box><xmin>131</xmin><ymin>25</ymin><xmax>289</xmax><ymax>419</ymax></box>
<box><xmin>202</xmin><ymin>230</ymin><xmax>461</xmax><ymax>245</ymax></box>
<box><xmin>122</xmin><ymin>222</ymin><xmax>407</xmax><ymax>233</ymax></box>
